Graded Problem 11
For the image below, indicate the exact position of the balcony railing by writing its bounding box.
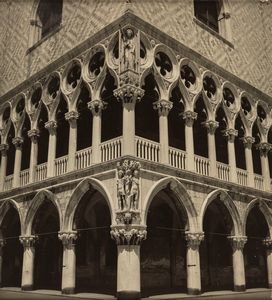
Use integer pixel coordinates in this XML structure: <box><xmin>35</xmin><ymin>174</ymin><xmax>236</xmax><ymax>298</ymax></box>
<box><xmin>254</xmin><ymin>174</ymin><xmax>264</xmax><ymax>191</ymax></box>
<box><xmin>135</xmin><ymin>136</ymin><xmax>160</xmax><ymax>162</ymax></box>
<box><xmin>76</xmin><ymin>147</ymin><xmax>92</xmax><ymax>170</ymax></box>
<box><xmin>194</xmin><ymin>155</ymin><xmax>210</xmax><ymax>176</ymax></box>
<box><xmin>217</xmin><ymin>162</ymin><xmax>230</xmax><ymax>182</ymax></box>
<box><xmin>36</xmin><ymin>162</ymin><xmax>47</xmax><ymax>182</ymax></box>
<box><xmin>55</xmin><ymin>155</ymin><xmax>68</xmax><ymax>176</ymax></box>
<box><xmin>20</xmin><ymin>169</ymin><xmax>30</xmax><ymax>187</ymax></box>
<box><xmin>169</xmin><ymin>147</ymin><xmax>186</xmax><ymax>170</ymax></box>
<box><xmin>101</xmin><ymin>137</ymin><xmax>122</xmax><ymax>162</ymax></box>
<box><xmin>237</xmin><ymin>168</ymin><xmax>248</xmax><ymax>187</ymax></box>
<box><xmin>3</xmin><ymin>175</ymin><xmax>13</xmax><ymax>191</ymax></box>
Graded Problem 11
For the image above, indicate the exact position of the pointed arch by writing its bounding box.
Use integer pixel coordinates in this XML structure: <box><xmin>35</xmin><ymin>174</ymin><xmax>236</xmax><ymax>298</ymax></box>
<box><xmin>24</xmin><ymin>189</ymin><xmax>62</xmax><ymax>235</ymax></box>
<box><xmin>199</xmin><ymin>189</ymin><xmax>242</xmax><ymax>235</ymax></box>
<box><xmin>63</xmin><ymin>177</ymin><xmax>113</xmax><ymax>231</ymax></box>
<box><xmin>143</xmin><ymin>176</ymin><xmax>199</xmax><ymax>232</ymax></box>
<box><xmin>243</xmin><ymin>198</ymin><xmax>272</xmax><ymax>238</ymax></box>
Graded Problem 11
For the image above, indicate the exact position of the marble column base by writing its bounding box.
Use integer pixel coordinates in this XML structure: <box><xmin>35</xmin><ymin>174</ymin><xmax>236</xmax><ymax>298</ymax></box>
<box><xmin>117</xmin><ymin>291</ymin><xmax>141</xmax><ymax>300</ymax></box>
<box><xmin>234</xmin><ymin>285</ymin><xmax>246</xmax><ymax>292</ymax></box>
<box><xmin>21</xmin><ymin>285</ymin><xmax>33</xmax><ymax>291</ymax></box>
<box><xmin>187</xmin><ymin>288</ymin><xmax>201</xmax><ymax>295</ymax></box>
<box><xmin>62</xmin><ymin>287</ymin><xmax>75</xmax><ymax>294</ymax></box>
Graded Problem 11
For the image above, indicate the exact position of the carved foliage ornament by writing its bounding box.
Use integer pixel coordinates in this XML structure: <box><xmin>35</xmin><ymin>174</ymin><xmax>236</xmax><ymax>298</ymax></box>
<box><xmin>110</xmin><ymin>228</ymin><xmax>147</xmax><ymax>245</ymax></box>
<box><xmin>185</xmin><ymin>232</ymin><xmax>204</xmax><ymax>250</ymax></box>
<box><xmin>58</xmin><ymin>231</ymin><xmax>77</xmax><ymax>247</ymax></box>
<box><xmin>19</xmin><ymin>235</ymin><xmax>38</xmax><ymax>248</ymax></box>
<box><xmin>228</xmin><ymin>236</ymin><xmax>247</xmax><ymax>251</ymax></box>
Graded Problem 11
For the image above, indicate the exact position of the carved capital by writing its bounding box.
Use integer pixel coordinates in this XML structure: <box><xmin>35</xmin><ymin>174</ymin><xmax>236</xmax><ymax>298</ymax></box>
<box><xmin>19</xmin><ymin>235</ymin><xmax>37</xmax><ymax>248</ymax></box>
<box><xmin>202</xmin><ymin>120</ymin><xmax>219</xmax><ymax>134</ymax></box>
<box><xmin>114</xmin><ymin>85</ymin><xmax>144</xmax><ymax>105</ymax></box>
<box><xmin>224</xmin><ymin>128</ymin><xmax>238</xmax><ymax>142</ymax></box>
<box><xmin>64</xmin><ymin>111</ymin><xmax>79</xmax><ymax>123</ymax></box>
<box><xmin>45</xmin><ymin>120</ymin><xmax>57</xmax><ymax>134</ymax></box>
<box><xmin>27</xmin><ymin>129</ymin><xmax>40</xmax><ymax>142</ymax></box>
<box><xmin>263</xmin><ymin>238</ymin><xmax>272</xmax><ymax>250</ymax></box>
<box><xmin>88</xmin><ymin>100</ymin><xmax>107</xmax><ymax>115</ymax></box>
<box><xmin>257</xmin><ymin>142</ymin><xmax>272</xmax><ymax>156</ymax></box>
<box><xmin>110</xmin><ymin>226</ymin><xmax>147</xmax><ymax>245</ymax></box>
<box><xmin>185</xmin><ymin>232</ymin><xmax>204</xmax><ymax>250</ymax></box>
<box><xmin>0</xmin><ymin>239</ymin><xmax>6</xmax><ymax>248</ymax></box>
<box><xmin>182</xmin><ymin>111</ymin><xmax>197</xmax><ymax>127</ymax></box>
<box><xmin>153</xmin><ymin>100</ymin><xmax>173</xmax><ymax>117</ymax></box>
<box><xmin>242</xmin><ymin>136</ymin><xmax>255</xmax><ymax>149</ymax></box>
<box><xmin>228</xmin><ymin>236</ymin><xmax>247</xmax><ymax>251</ymax></box>
<box><xmin>0</xmin><ymin>143</ymin><xmax>9</xmax><ymax>155</ymax></box>
<box><xmin>12</xmin><ymin>137</ymin><xmax>24</xmax><ymax>148</ymax></box>
<box><xmin>58</xmin><ymin>231</ymin><xmax>77</xmax><ymax>247</ymax></box>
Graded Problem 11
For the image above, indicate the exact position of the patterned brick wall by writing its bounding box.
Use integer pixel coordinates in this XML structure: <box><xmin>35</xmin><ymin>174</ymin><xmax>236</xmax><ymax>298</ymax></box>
<box><xmin>0</xmin><ymin>0</ymin><xmax>272</xmax><ymax>98</ymax></box>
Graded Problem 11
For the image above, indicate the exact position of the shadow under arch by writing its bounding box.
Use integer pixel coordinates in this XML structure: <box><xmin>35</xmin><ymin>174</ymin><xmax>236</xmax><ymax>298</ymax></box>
<box><xmin>24</xmin><ymin>189</ymin><xmax>62</xmax><ymax>236</ymax></box>
<box><xmin>143</xmin><ymin>176</ymin><xmax>198</xmax><ymax>231</ymax></box>
<box><xmin>63</xmin><ymin>177</ymin><xmax>113</xmax><ymax>232</ymax></box>
<box><xmin>0</xmin><ymin>199</ymin><xmax>22</xmax><ymax>235</ymax></box>
<box><xmin>199</xmin><ymin>189</ymin><xmax>242</xmax><ymax>236</ymax></box>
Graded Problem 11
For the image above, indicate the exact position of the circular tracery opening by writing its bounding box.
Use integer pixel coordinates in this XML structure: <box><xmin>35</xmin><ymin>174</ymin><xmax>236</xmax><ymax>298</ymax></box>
<box><xmin>88</xmin><ymin>52</ymin><xmax>105</xmax><ymax>78</ymax></box>
<box><xmin>203</xmin><ymin>76</ymin><xmax>216</xmax><ymax>98</ymax></box>
<box><xmin>180</xmin><ymin>65</ymin><xmax>196</xmax><ymax>88</ymax></box>
<box><xmin>3</xmin><ymin>106</ymin><xmax>11</xmax><ymax>122</ymax></box>
<box><xmin>241</xmin><ymin>96</ymin><xmax>251</xmax><ymax>116</ymax></box>
<box><xmin>257</xmin><ymin>105</ymin><xmax>267</xmax><ymax>123</ymax></box>
<box><xmin>16</xmin><ymin>97</ymin><xmax>25</xmax><ymax>114</ymax></box>
<box><xmin>31</xmin><ymin>87</ymin><xmax>42</xmax><ymax>108</ymax></box>
<box><xmin>67</xmin><ymin>64</ymin><xmax>81</xmax><ymax>90</ymax></box>
<box><xmin>223</xmin><ymin>87</ymin><xmax>235</xmax><ymax>108</ymax></box>
<box><xmin>155</xmin><ymin>51</ymin><xmax>173</xmax><ymax>77</ymax></box>
<box><xmin>47</xmin><ymin>76</ymin><xmax>60</xmax><ymax>99</ymax></box>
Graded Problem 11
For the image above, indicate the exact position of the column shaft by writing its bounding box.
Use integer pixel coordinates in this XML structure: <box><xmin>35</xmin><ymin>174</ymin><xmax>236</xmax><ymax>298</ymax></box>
<box><xmin>0</xmin><ymin>145</ymin><xmax>8</xmax><ymax>191</ymax></box>
<box><xmin>225</xmin><ymin>129</ymin><xmax>238</xmax><ymax>183</ymax></box>
<box><xmin>28</xmin><ymin>129</ymin><xmax>39</xmax><ymax>183</ymax></box>
<box><xmin>159</xmin><ymin>114</ymin><xmax>169</xmax><ymax>164</ymax></box>
<box><xmin>243</xmin><ymin>137</ymin><xmax>255</xmax><ymax>188</ymax></box>
<box><xmin>258</xmin><ymin>143</ymin><xmax>272</xmax><ymax>191</ymax></box>
<box><xmin>0</xmin><ymin>240</ymin><xmax>4</xmax><ymax>287</ymax></box>
<box><xmin>13</xmin><ymin>138</ymin><xmax>23</xmax><ymax>188</ymax></box>
<box><xmin>263</xmin><ymin>238</ymin><xmax>272</xmax><ymax>289</ymax></box>
<box><xmin>184</xmin><ymin>120</ymin><xmax>195</xmax><ymax>172</ymax></box>
<box><xmin>123</xmin><ymin>103</ymin><xmax>135</xmax><ymax>156</ymax></box>
<box><xmin>45</xmin><ymin>121</ymin><xmax>57</xmax><ymax>177</ymax></box>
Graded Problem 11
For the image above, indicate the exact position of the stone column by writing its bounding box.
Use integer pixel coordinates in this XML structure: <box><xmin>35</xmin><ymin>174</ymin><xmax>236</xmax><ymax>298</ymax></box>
<box><xmin>45</xmin><ymin>120</ymin><xmax>57</xmax><ymax>177</ymax></box>
<box><xmin>0</xmin><ymin>144</ymin><xmax>8</xmax><ymax>191</ymax></box>
<box><xmin>153</xmin><ymin>100</ymin><xmax>173</xmax><ymax>164</ymax></box>
<box><xmin>65</xmin><ymin>111</ymin><xmax>79</xmax><ymax>172</ymax></box>
<box><xmin>20</xmin><ymin>235</ymin><xmax>37</xmax><ymax>291</ymax></box>
<box><xmin>242</xmin><ymin>136</ymin><xmax>255</xmax><ymax>188</ymax></box>
<box><xmin>111</xmin><ymin>227</ymin><xmax>147</xmax><ymax>300</ymax></box>
<box><xmin>12</xmin><ymin>137</ymin><xmax>24</xmax><ymax>188</ymax></box>
<box><xmin>228</xmin><ymin>235</ymin><xmax>247</xmax><ymax>291</ymax></box>
<box><xmin>258</xmin><ymin>143</ymin><xmax>272</xmax><ymax>191</ymax></box>
<box><xmin>185</xmin><ymin>232</ymin><xmax>204</xmax><ymax>295</ymax></box>
<box><xmin>203</xmin><ymin>120</ymin><xmax>219</xmax><ymax>177</ymax></box>
<box><xmin>263</xmin><ymin>238</ymin><xmax>272</xmax><ymax>288</ymax></box>
<box><xmin>28</xmin><ymin>129</ymin><xmax>39</xmax><ymax>183</ymax></box>
<box><xmin>0</xmin><ymin>239</ymin><xmax>5</xmax><ymax>287</ymax></box>
<box><xmin>58</xmin><ymin>231</ymin><xmax>77</xmax><ymax>294</ymax></box>
<box><xmin>183</xmin><ymin>111</ymin><xmax>197</xmax><ymax>172</ymax></box>
<box><xmin>225</xmin><ymin>129</ymin><xmax>238</xmax><ymax>183</ymax></box>
<box><xmin>88</xmin><ymin>100</ymin><xmax>105</xmax><ymax>164</ymax></box>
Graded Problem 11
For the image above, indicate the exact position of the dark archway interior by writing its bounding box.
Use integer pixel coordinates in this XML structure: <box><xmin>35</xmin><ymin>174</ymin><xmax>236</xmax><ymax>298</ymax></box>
<box><xmin>215</xmin><ymin>106</ymin><xmax>228</xmax><ymax>164</ymax></box>
<box><xmin>6</xmin><ymin>124</ymin><xmax>15</xmax><ymax>176</ymax></box>
<box><xmin>21</xmin><ymin>114</ymin><xmax>31</xmax><ymax>170</ymax></box>
<box><xmin>1</xmin><ymin>206</ymin><xmax>23</xmax><ymax>287</ymax></box>
<box><xmin>56</xmin><ymin>95</ymin><xmax>69</xmax><ymax>158</ymax></box>
<box><xmin>168</xmin><ymin>86</ymin><xmax>185</xmax><ymax>150</ymax></box>
<box><xmin>32</xmin><ymin>199</ymin><xmax>62</xmax><ymax>290</ymax></box>
<box><xmin>136</xmin><ymin>73</ymin><xmax>159</xmax><ymax>142</ymax></box>
<box><xmin>244</xmin><ymin>205</ymin><xmax>268</xmax><ymax>288</ymax></box>
<box><xmin>37</xmin><ymin>104</ymin><xmax>49</xmax><ymax>164</ymax></box>
<box><xmin>200</xmin><ymin>197</ymin><xmax>233</xmax><ymax>291</ymax></box>
<box><xmin>235</xmin><ymin>115</ymin><xmax>246</xmax><ymax>170</ymax></box>
<box><xmin>73</xmin><ymin>190</ymin><xmax>116</xmax><ymax>294</ymax></box>
<box><xmin>141</xmin><ymin>189</ymin><xmax>187</xmax><ymax>296</ymax></box>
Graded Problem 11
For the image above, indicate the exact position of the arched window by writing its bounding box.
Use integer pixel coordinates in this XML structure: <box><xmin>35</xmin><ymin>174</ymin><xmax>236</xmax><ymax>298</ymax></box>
<box><xmin>215</xmin><ymin>106</ymin><xmax>228</xmax><ymax>164</ymax></box>
<box><xmin>252</xmin><ymin>122</ymin><xmax>262</xmax><ymax>175</ymax></box>
<box><xmin>56</xmin><ymin>95</ymin><xmax>69</xmax><ymax>158</ymax></box>
<box><xmin>21</xmin><ymin>114</ymin><xmax>31</xmax><ymax>171</ymax></box>
<box><xmin>37</xmin><ymin>103</ymin><xmax>49</xmax><ymax>165</ymax></box>
<box><xmin>235</xmin><ymin>115</ymin><xmax>246</xmax><ymax>170</ymax></box>
<box><xmin>30</xmin><ymin>0</ymin><xmax>63</xmax><ymax>46</ymax></box>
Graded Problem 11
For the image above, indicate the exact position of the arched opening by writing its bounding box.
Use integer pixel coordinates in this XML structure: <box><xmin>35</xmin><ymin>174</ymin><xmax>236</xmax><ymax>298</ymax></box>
<box><xmin>252</xmin><ymin>122</ymin><xmax>262</xmax><ymax>175</ymax></box>
<box><xmin>101</xmin><ymin>71</ymin><xmax>122</xmax><ymax>142</ymax></box>
<box><xmin>77</xmin><ymin>84</ymin><xmax>93</xmax><ymax>151</ymax></box>
<box><xmin>215</xmin><ymin>106</ymin><xmax>228</xmax><ymax>164</ymax></box>
<box><xmin>235</xmin><ymin>115</ymin><xmax>246</xmax><ymax>170</ymax></box>
<box><xmin>136</xmin><ymin>73</ymin><xmax>160</xmax><ymax>142</ymax></box>
<box><xmin>168</xmin><ymin>86</ymin><xmax>185</xmax><ymax>150</ymax></box>
<box><xmin>141</xmin><ymin>189</ymin><xmax>187</xmax><ymax>296</ymax></box>
<box><xmin>244</xmin><ymin>205</ymin><xmax>268</xmax><ymax>288</ymax></box>
<box><xmin>32</xmin><ymin>199</ymin><xmax>62</xmax><ymax>290</ymax></box>
<box><xmin>1</xmin><ymin>206</ymin><xmax>23</xmax><ymax>287</ymax></box>
<box><xmin>200</xmin><ymin>196</ymin><xmax>233</xmax><ymax>291</ymax></box>
<box><xmin>268</xmin><ymin>128</ymin><xmax>272</xmax><ymax>178</ymax></box>
<box><xmin>6</xmin><ymin>123</ymin><xmax>15</xmax><ymax>176</ymax></box>
<box><xmin>21</xmin><ymin>114</ymin><xmax>31</xmax><ymax>171</ymax></box>
<box><xmin>193</xmin><ymin>96</ymin><xmax>208</xmax><ymax>157</ymax></box>
<box><xmin>73</xmin><ymin>189</ymin><xmax>116</xmax><ymax>294</ymax></box>
<box><xmin>37</xmin><ymin>103</ymin><xmax>49</xmax><ymax>164</ymax></box>
<box><xmin>56</xmin><ymin>95</ymin><xmax>69</xmax><ymax>158</ymax></box>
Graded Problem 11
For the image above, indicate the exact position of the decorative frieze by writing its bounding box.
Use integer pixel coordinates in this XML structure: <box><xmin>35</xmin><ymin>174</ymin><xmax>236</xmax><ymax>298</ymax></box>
<box><xmin>58</xmin><ymin>231</ymin><xmax>77</xmax><ymax>248</ymax></box>
<box><xmin>153</xmin><ymin>99</ymin><xmax>173</xmax><ymax>116</ymax></box>
<box><xmin>202</xmin><ymin>120</ymin><xmax>219</xmax><ymax>134</ymax></box>
<box><xmin>182</xmin><ymin>111</ymin><xmax>198</xmax><ymax>127</ymax></box>
<box><xmin>185</xmin><ymin>232</ymin><xmax>204</xmax><ymax>250</ymax></box>
<box><xmin>228</xmin><ymin>236</ymin><xmax>247</xmax><ymax>251</ymax></box>
<box><xmin>110</xmin><ymin>227</ymin><xmax>147</xmax><ymax>245</ymax></box>
<box><xmin>19</xmin><ymin>235</ymin><xmax>38</xmax><ymax>248</ymax></box>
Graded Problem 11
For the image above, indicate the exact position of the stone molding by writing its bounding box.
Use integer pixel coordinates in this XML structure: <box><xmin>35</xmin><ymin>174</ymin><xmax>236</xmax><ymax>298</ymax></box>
<box><xmin>202</xmin><ymin>120</ymin><xmax>219</xmax><ymax>134</ymax></box>
<box><xmin>185</xmin><ymin>232</ymin><xmax>204</xmax><ymax>250</ymax></box>
<box><xmin>19</xmin><ymin>235</ymin><xmax>38</xmax><ymax>248</ymax></box>
<box><xmin>153</xmin><ymin>99</ymin><xmax>173</xmax><ymax>116</ymax></box>
<box><xmin>182</xmin><ymin>111</ymin><xmax>198</xmax><ymax>127</ymax></box>
<box><xmin>58</xmin><ymin>231</ymin><xmax>77</xmax><ymax>247</ymax></box>
<box><xmin>228</xmin><ymin>235</ymin><xmax>247</xmax><ymax>251</ymax></box>
<box><xmin>110</xmin><ymin>226</ymin><xmax>147</xmax><ymax>245</ymax></box>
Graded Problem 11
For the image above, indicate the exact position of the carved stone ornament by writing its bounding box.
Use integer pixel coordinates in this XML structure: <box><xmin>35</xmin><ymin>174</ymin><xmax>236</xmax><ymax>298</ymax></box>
<box><xmin>182</xmin><ymin>110</ymin><xmax>198</xmax><ymax>127</ymax></box>
<box><xmin>185</xmin><ymin>232</ymin><xmax>204</xmax><ymax>250</ymax></box>
<box><xmin>0</xmin><ymin>143</ymin><xmax>9</xmax><ymax>154</ymax></box>
<box><xmin>45</xmin><ymin>120</ymin><xmax>57</xmax><ymax>134</ymax></box>
<box><xmin>228</xmin><ymin>236</ymin><xmax>247</xmax><ymax>251</ymax></box>
<box><xmin>120</xmin><ymin>27</ymin><xmax>138</xmax><ymax>72</ymax></box>
<box><xmin>263</xmin><ymin>238</ymin><xmax>272</xmax><ymax>250</ymax></box>
<box><xmin>224</xmin><ymin>128</ymin><xmax>238</xmax><ymax>142</ymax></box>
<box><xmin>202</xmin><ymin>120</ymin><xmax>219</xmax><ymax>134</ymax></box>
<box><xmin>242</xmin><ymin>136</ymin><xmax>255</xmax><ymax>149</ymax></box>
<box><xmin>58</xmin><ymin>231</ymin><xmax>77</xmax><ymax>247</ymax></box>
<box><xmin>257</xmin><ymin>142</ymin><xmax>272</xmax><ymax>156</ymax></box>
<box><xmin>19</xmin><ymin>235</ymin><xmax>38</xmax><ymax>248</ymax></box>
<box><xmin>64</xmin><ymin>111</ymin><xmax>79</xmax><ymax>122</ymax></box>
<box><xmin>153</xmin><ymin>100</ymin><xmax>173</xmax><ymax>116</ymax></box>
<box><xmin>28</xmin><ymin>129</ymin><xmax>40</xmax><ymax>142</ymax></box>
<box><xmin>110</xmin><ymin>227</ymin><xmax>147</xmax><ymax>245</ymax></box>
<box><xmin>116</xmin><ymin>160</ymin><xmax>141</xmax><ymax>220</ymax></box>
<box><xmin>12</xmin><ymin>137</ymin><xmax>24</xmax><ymax>148</ymax></box>
<box><xmin>87</xmin><ymin>99</ymin><xmax>107</xmax><ymax>115</ymax></box>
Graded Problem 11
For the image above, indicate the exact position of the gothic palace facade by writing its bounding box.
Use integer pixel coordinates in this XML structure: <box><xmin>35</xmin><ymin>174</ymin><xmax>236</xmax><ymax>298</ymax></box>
<box><xmin>0</xmin><ymin>1</ymin><xmax>271</xmax><ymax>299</ymax></box>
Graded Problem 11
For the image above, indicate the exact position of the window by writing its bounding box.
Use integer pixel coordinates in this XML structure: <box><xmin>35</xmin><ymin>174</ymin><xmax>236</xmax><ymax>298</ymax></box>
<box><xmin>29</xmin><ymin>0</ymin><xmax>63</xmax><ymax>48</ymax></box>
